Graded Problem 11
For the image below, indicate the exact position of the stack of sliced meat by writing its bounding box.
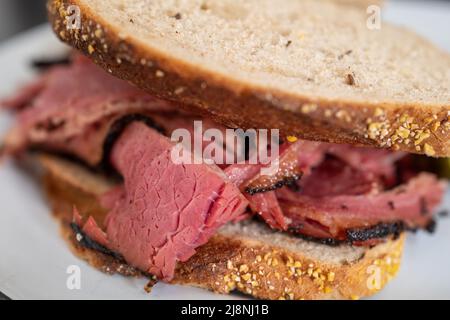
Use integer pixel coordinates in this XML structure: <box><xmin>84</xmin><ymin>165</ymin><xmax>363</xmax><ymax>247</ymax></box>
<box><xmin>2</xmin><ymin>56</ymin><xmax>445</xmax><ymax>280</ymax></box>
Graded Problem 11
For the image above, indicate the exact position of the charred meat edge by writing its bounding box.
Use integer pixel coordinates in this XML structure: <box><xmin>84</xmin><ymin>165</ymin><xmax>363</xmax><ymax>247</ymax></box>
<box><xmin>245</xmin><ymin>174</ymin><xmax>302</xmax><ymax>195</ymax></box>
<box><xmin>288</xmin><ymin>219</ymin><xmax>436</xmax><ymax>246</ymax></box>
<box><xmin>31</xmin><ymin>55</ymin><xmax>71</xmax><ymax>71</ymax></box>
<box><xmin>71</xmin><ymin>222</ymin><xmax>123</xmax><ymax>260</ymax></box>
<box><xmin>71</xmin><ymin>223</ymin><xmax>157</xmax><ymax>279</ymax></box>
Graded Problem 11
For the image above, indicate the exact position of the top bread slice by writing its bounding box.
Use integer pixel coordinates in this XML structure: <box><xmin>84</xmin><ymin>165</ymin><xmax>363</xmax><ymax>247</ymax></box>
<box><xmin>47</xmin><ymin>0</ymin><xmax>450</xmax><ymax>157</ymax></box>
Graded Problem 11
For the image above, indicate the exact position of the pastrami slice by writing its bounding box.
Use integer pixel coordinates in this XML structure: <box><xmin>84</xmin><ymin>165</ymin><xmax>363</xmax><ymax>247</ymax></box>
<box><xmin>278</xmin><ymin>173</ymin><xmax>446</xmax><ymax>241</ymax></box>
<box><xmin>90</xmin><ymin>122</ymin><xmax>248</xmax><ymax>280</ymax></box>
<box><xmin>2</xmin><ymin>55</ymin><xmax>173</xmax><ymax>159</ymax></box>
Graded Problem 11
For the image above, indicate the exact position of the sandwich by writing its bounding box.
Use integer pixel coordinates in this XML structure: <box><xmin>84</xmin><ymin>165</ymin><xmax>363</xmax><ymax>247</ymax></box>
<box><xmin>1</xmin><ymin>0</ymin><xmax>449</xmax><ymax>300</ymax></box>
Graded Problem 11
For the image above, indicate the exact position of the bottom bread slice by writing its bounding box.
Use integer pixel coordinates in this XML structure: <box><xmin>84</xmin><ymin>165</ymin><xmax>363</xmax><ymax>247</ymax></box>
<box><xmin>39</xmin><ymin>154</ymin><xmax>404</xmax><ymax>300</ymax></box>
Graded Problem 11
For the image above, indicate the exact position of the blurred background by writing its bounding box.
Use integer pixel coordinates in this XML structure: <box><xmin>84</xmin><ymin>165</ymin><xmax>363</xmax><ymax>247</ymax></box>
<box><xmin>0</xmin><ymin>0</ymin><xmax>449</xmax><ymax>42</ymax></box>
<box><xmin>0</xmin><ymin>0</ymin><xmax>47</xmax><ymax>41</ymax></box>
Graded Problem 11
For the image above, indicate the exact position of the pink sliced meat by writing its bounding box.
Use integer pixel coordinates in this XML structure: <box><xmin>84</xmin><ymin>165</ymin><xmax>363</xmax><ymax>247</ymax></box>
<box><xmin>225</xmin><ymin>163</ymin><xmax>263</xmax><ymax>188</ymax></box>
<box><xmin>247</xmin><ymin>192</ymin><xmax>287</xmax><ymax>229</ymax></box>
<box><xmin>78</xmin><ymin>122</ymin><xmax>248</xmax><ymax>280</ymax></box>
<box><xmin>245</xmin><ymin>141</ymin><xmax>307</xmax><ymax>194</ymax></box>
<box><xmin>82</xmin><ymin>216</ymin><xmax>110</xmax><ymax>248</ymax></box>
<box><xmin>327</xmin><ymin>145</ymin><xmax>406</xmax><ymax>186</ymax></box>
<box><xmin>299</xmin><ymin>157</ymin><xmax>379</xmax><ymax>197</ymax></box>
<box><xmin>72</xmin><ymin>207</ymin><xmax>109</xmax><ymax>248</ymax></box>
<box><xmin>224</xmin><ymin>141</ymin><xmax>324</xmax><ymax>230</ymax></box>
<box><xmin>3</xmin><ymin>57</ymin><xmax>446</xmax><ymax>250</ymax></box>
<box><xmin>222</xmin><ymin>139</ymin><xmax>443</xmax><ymax>245</ymax></box>
<box><xmin>277</xmin><ymin>173</ymin><xmax>445</xmax><ymax>240</ymax></box>
<box><xmin>234</xmin><ymin>140</ymin><xmax>411</xmax><ymax>235</ymax></box>
<box><xmin>3</xmin><ymin>55</ymin><xmax>173</xmax><ymax>157</ymax></box>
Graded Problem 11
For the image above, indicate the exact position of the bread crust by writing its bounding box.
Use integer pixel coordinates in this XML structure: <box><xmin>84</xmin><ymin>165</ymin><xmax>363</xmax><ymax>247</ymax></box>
<box><xmin>41</xmin><ymin>154</ymin><xmax>404</xmax><ymax>300</ymax></box>
<box><xmin>47</xmin><ymin>0</ymin><xmax>449</xmax><ymax>157</ymax></box>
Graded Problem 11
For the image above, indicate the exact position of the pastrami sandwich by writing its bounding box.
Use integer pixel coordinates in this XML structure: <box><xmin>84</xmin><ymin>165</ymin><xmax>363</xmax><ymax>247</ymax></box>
<box><xmin>1</xmin><ymin>0</ymin><xmax>449</xmax><ymax>300</ymax></box>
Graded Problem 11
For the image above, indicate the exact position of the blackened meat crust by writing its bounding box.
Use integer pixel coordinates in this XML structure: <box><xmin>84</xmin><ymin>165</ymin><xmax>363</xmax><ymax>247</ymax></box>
<box><xmin>31</xmin><ymin>56</ymin><xmax>71</xmax><ymax>71</ymax></box>
<box><xmin>289</xmin><ymin>219</ymin><xmax>436</xmax><ymax>246</ymax></box>
<box><xmin>70</xmin><ymin>222</ymin><xmax>123</xmax><ymax>260</ymax></box>
<box><xmin>245</xmin><ymin>174</ymin><xmax>302</xmax><ymax>196</ymax></box>
<box><xmin>287</xmin><ymin>229</ymin><xmax>343</xmax><ymax>247</ymax></box>
<box><xmin>346</xmin><ymin>222</ymin><xmax>405</xmax><ymax>243</ymax></box>
<box><xmin>70</xmin><ymin>223</ymin><xmax>156</xmax><ymax>281</ymax></box>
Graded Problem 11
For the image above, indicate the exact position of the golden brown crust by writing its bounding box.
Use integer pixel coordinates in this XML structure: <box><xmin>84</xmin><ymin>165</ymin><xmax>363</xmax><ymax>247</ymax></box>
<box><xmin>41</xmin><ymin>154</ymin><xmax>404</xmax><ymax>300</ymax></box>
<box><xmin>47</xmin><ymin>0</ymin><xmax>450</xmax><ymax>157</ymax></box>
<box><xmin>172</xmin><ymin>233</ymin><xmax>403</xmax><ymax>300</ymax></box>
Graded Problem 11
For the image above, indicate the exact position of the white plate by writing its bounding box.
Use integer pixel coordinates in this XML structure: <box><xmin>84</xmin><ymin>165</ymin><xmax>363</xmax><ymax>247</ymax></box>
<box><xmin>0</xmin><ymin>1</ymin><xmax>449</xmax><ymax>300</ymax></box>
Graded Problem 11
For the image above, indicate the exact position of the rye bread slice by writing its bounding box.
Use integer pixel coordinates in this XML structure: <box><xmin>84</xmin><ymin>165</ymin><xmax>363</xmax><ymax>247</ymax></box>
<box><xmin>39</xmin><ymin>154</ymin><xmax>404</xmax><ymax>300</ymax></box>
<box><xmin>47</xmin><ymin>0</ymin><xmax>450</xmax><ymax>157</ymax></box>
